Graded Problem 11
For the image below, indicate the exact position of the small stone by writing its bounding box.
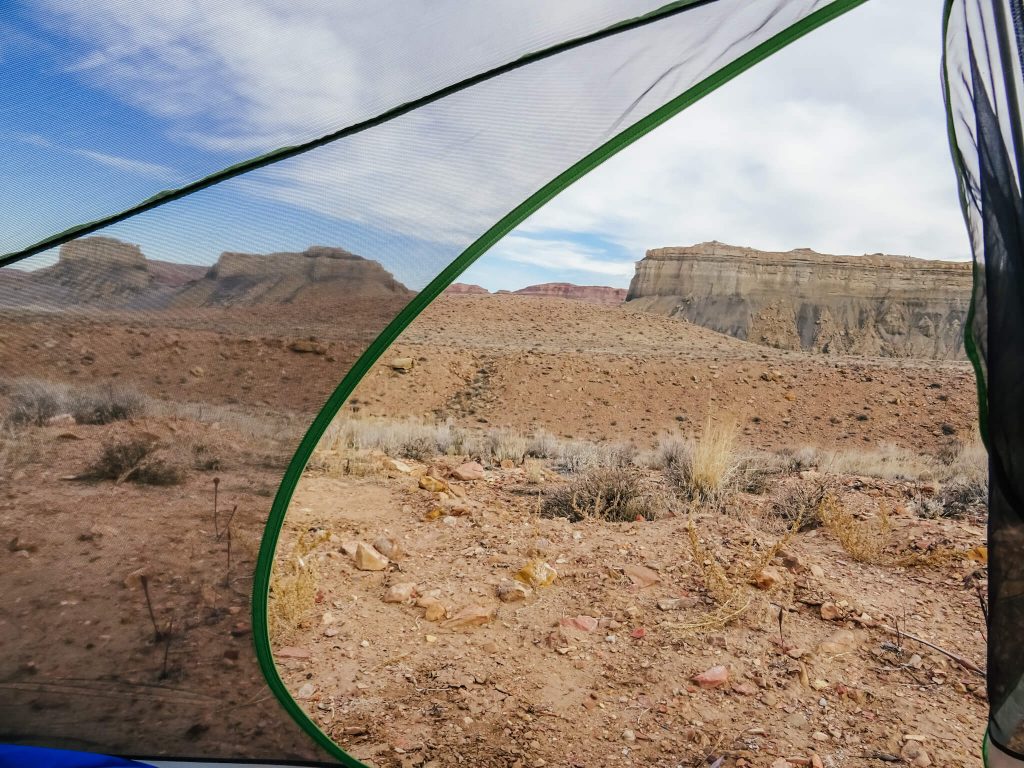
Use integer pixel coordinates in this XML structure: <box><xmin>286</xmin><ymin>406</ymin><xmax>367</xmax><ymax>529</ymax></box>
<box><xmin>901</xmin><ymin>739</ymin><xmax>931</xmax><ymax>767</ymax></box>
<box><xmin>390</xmin><ymin>357</ymin><xmax>415</xmax><ymax>371</ymax></box>
<box><xmin>384</xmin><ymin>458</ymin><xmax>413</xmax><ymax>474</ymax></box>
<box><xmin>753</xmin><ymin>566</ymin><xmax>782</xmax><ymax>590</ymax></box>
<box><xmin>425</xmin><ymin>634</ymin><xmax>438</xmax><ymax>643</ymax></box>
<box><xmin>45</xmin><ymin>413</ymin><xmax>76</xmax><ymax>427</ymax></box>
<box><xmin>812</xmin><ymin>731</ymin><xmax>828</xmax><ymax>742</ymax></box>
<box><xmin>514</xmin><ymin>559</ymin><xmax>557</xmax><ymax>588</ymax></box>
<box><xmin>443</xmin><ymin>604</ymin><xmax>496</xmax><ymax>630</ymax></box>
<box><xmin>623</xmin><ymin>564</ymin><xmax>660</xmax><ymax>588</ymax></box>
<box><xmin>810</xmin><ymin>564</ymin><xmax>825</xmax><ymax>578</ymax></box>
<box><xmin>323</xmin><ymin>627</ymin><xmax>339</xmax><ymax>637</ymax></box>
<box><xmin>811</xmin><ymin>755</ymin><xmax>824</xmax><ymax>768</ymax></box>
<box><xmin>818</xmin><ymin>629</ymin><xmax>858</xmax><ymax>655</ymax></box>
<box><xmin>621</xmin><ymin>729</ymin><xmax>636</xmax><ymax>743</ymax></box>
<box><xmin>561</xmin><ymin>615</ymin><xmax>599</xmax><ymax>632</ymax></box>
<box><xmin>373</xmin><ymin>535</ymin><xmax>403</xmax><ymax>561</ymax></box>
<box><xmin>296</xmin><ymin>682</ymin><xmax>316</xmax><ymax>700</ymax></box>
<box><xmin>732</xmin><ymin>681</ymin><xmax>758</xmax><ymax>696</ymax></box>
<box><xmin>452</xmin><ymin>461</ymin><xmax>485</xmax><ymax>481</ymax></box>
<box><xmin>820</xmin><ymin>602</ymin><xmax>842</xmax><ymax>621</ymax></box>
<box><xmin>497</xmin><ymin>581</ymin><xmax>531</xmax><ymax>603</ymax></box>
<box><xmin>383</xmin><ymin>582</ymin><xmax>418</xmax><ymax>604</ymax></box>
<box><xmin>422</xmin><ymin>601</ymin><xmax>447</xmax><ymax>622</ymax></box>
<box><xmin>354</xmin><ymin>542</ymin><xmax>389</xmax><ymax>571</ymax></box>
<box><xmin>190</xmin><ymin>366</ymin><xmax>204</xmax><ymax>377</ymax></box>
<box><xmin>692</xmin><ymin>665</ymin><xmax>729</xmax><ymax>689</ymax></box>
<box><xmin>276</xmin><ymin>646</ymin><xmax>310</xmax><ymax>659</ymax></box>
<box><xmin>657</xmin><ymin>596</ymin><xmax>698</xmax><ymax>611</ymax></box>
<box><xmin>419</xmin><ymin>475</ymin><xmax>447</xmax><ymax>493</ymax></box>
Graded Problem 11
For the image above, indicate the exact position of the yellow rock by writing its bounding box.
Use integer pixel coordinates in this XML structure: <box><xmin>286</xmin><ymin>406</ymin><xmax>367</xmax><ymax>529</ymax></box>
<box><xmin>419</xmin><ymin>475</ymin><xmax>447</xmax><ymax>493</ymax></box>
<box><xmin>514</xmin><ymin>559</ymin><xmax>557</xmax><ymax>588</ymax></box>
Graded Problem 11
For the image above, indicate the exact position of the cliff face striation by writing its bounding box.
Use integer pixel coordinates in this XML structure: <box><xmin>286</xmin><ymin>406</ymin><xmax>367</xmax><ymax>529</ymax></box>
<box><xmin>512</xmin><ymin>283</ymin><xmax>626</xmax><ymax>305</ymax></box>
<box><xmin>171</xmin><ymin>246</ymin><xmax>412</xmax><ymax>307</ymax></box>
<box><xmin>626</xmin><ymin>242</ymin><xmax>973</xmax><ymax>359</ymax></box>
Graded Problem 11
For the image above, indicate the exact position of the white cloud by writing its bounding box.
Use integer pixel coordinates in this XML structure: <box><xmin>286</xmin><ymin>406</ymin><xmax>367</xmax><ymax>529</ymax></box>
<box><xmin>71</xmin><ymin>149</ymin><xmax>178</xmax><ymax>180</ymax></box>
<box><xmin>491</xmin><ymin>236</ymin><xmax>635</xmax><ymax>278</ymax></box>
<box><xmin>32</xmin><ymin>0</ymin><xmax>970</xmax><ymax>290</ymax></box>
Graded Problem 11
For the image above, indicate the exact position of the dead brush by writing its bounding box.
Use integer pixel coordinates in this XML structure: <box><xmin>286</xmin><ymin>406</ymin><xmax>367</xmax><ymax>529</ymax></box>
<box><xmin>681</xmin><ymin>506</ymin><xmax>804</xmax><ymax>631</ymax></box>
<box><xmin>819</xmin><ymin>494</ymin><xmax>960</xmax><ymax>567</ymax></box>
<box><xmin>541</xmin><ymin>466</ymin><xmax>658</xmax><ymax>522</ymax></box>
<box><xmin>769</xmin><ymin>480</ymin><xmax>832</xmax><ymax>532</ymax></box>
<box><xmin>85</xmin><ymin>436</ymin><xmax>185</xmax><ymax>486</ymax></box>
<box><xmin>268</xmin><ymin>531</ymin><xmax>325</xmax><ymax>642</ymax></box>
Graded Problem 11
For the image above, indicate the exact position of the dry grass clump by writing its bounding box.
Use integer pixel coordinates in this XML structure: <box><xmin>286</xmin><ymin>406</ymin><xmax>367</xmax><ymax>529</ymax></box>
<box><xmin>734</xmin><ymin>451</ymin><xmax>795</xmax><ymax>494</ymax></box>
<box><xmin>818</xmin><ymin>443</ymin><xmax>938</xmax><ymax>482</ymax></box>
<box><xmin>5</xmin><ymin>378</ymin><xmax>145</xmax><ymax>426</ymax></box>
<box><xmin>85</xmin><ymin>436</ymin><xmax>185</xmax><ymax>485</ymax></box>
<box><xmin>268</xmin><ymin>532</ymin><xmax>323</xmax><ymax>643</ymax></box>
<box><xmin>819</xmin><ymin>494</ymin><xmax>891</xmax><ymax>563</ymax></box>
<box><xmin>6</xmin><ymin>378</ymin><xmax>68</xmax><ymax>426</ymax></box>
<box><xmin>324</xmin><ymin>417</ymin><xmax>467</xmax><ymax>460</ymax></box>
<box><xmin>527</xmin><ymin>429</ymin><xmax>559</xmax><ymax>459</ymax></box>
<box><xmin>663</xmin><ymin>416</ymin><xmax>738</xmax><ymax>503</ymax></box>
<box><xmin>542</xmin><ymin>467</ymin><xmax>658</xmax><ymax>523</ymax></box>
<box><xmin>487</xmin><ymin>428</ymin><xmax>527</xmax><ymax>464</ymax></box>
<box><xmin>0</xmin><ymin>425</ymin><xmax>38</xmax><ymax>480</ymax></box>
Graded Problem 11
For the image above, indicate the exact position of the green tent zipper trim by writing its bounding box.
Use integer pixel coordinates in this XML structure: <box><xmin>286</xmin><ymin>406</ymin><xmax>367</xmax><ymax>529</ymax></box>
<box><xmin>0</xmin><ymin>0</ymin><xmax>715</xmax><ymax>269</ymax></box>
<box><xmin>941</xmin><ymin>0</ymin><xmax>991</xmax><ymax>447</ymax></box>
<box><xmin>250</xmin><ymin>1</ymin><xmax>870</xmax><ymax>763</ymax></box>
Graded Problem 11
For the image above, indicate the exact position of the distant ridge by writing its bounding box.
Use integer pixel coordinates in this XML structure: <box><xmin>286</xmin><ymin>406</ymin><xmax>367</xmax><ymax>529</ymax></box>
<box><xmin>626</xmin><ymin>241</ymin><xmax>972</xmax><ymax>359</ymax></box>
<box><xmin>446</xmin><ymin>281</ymin><xmax>626</xmax><ymax>305</ymax></box>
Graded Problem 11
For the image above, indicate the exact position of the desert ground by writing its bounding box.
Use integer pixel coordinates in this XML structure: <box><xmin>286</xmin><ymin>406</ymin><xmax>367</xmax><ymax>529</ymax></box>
<box><xmin>265</xmin><ymin>295</ymin><xmax>989</xmax><ymax>767</ymax></box>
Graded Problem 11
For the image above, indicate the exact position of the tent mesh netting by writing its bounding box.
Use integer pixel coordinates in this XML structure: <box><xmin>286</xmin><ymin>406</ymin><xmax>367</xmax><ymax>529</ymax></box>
<box><xmin>0</xmin><ymin>0</ymin><xmax>1020</xmax><ymax>764</ymax></box>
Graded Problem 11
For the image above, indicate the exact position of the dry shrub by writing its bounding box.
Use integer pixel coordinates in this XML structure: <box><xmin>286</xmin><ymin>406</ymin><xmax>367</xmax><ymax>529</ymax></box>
<box><xmin>71</xmin><ymin>384</ymin><xmax>146</xmax><ymax>425</ymax></box>
<box><xmin>488</xmin><ymin>428</ymin><xmax>527</xmax><ymax>465</ymax></box>
<box><xmin>6</xmin><ymin>379</ymin><xmax>69</xmax><ymax>426</ymax></box>
<box><xmin>770</xmin><ymin>481</ymin><xmax>831</xmax><ymax>531</ymax></box>
<box><xmin>527</xmin><ymin>429</ymin><xmax>559</xmax><ymax>459</ymax></box>
<box><xmin>735</xmin><ymin>451</ymin><xmax>794</xmax><ymax>494</ymax></box>
<box><xmin>542</xmin><ymin>467</ymin><xmax>657</xmax><ymax>522</ymax></box>
<box><xmin>268</xmin><ymin>532</ymin><xmax>322</xmax><ymax>642</ymax></box>
<box><xmin>819</xmin><ymin>494</ymin><xmax>891</xmax><ymax>563</ymax></box>
<box><xmin>0</xmin><ymin>425</ymin><xmax>38</xmax><ymax>479</ymax></box>
<box><xmin>683</xmin><ymin>510</ymin><xmax>802</xmax><ymax>630</ymax></box>
<box><xmin>557</xmin><ymin>440</ymin><xmax>600</xmax><ymax>473</ymax></box>
<box><xmin>86</xmin><ymin>436</ymin><xmax>185</xmax><ymax>485</ymax></box>
<box><xmin>664</xmin><ymin>415</ymin><xmax>738</xmax><ymax>503</ymax></box>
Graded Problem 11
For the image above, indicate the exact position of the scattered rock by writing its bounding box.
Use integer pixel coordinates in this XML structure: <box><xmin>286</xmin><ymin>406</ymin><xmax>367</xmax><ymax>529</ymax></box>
<box><xmin>419</xmin><ymin>475</ymin><xmax>447</xmax><ymax>493</ymax></box>
<box><xmin>423</xmin><ymin>602</ymin><xmax>447</xmax><ymax>622</ymax></box>
<box><xmin>8</xmin><ymin>536</ymin><xmax>38</xmax><ymax>554</ymax></box>
<box><xmin>189</xmin><ymin>366</ymin><xmax>204</xmax><ymax>377</ymax></box>
<box><xmin>390</xmin><ymin>357</ymin><xmax>415</xmax><ymax>372</ymax></box>
<box><xmin>354</xmin><ymin>542</ymin><xmax>389</xmax><ymax>571</ymax></box>
<box><xmin>383</xmin><ymin>582</ymin><xmax>418</xmax><ymax>603</ymax></box>
<box><xmin>820</xmin><ymin>602</ymin><xmax>842</xmax><ymax>621</ymax></box>
<box><xmin>621</xmin><ymin>729</ymin><xmax>636</xmax><ymax>743</ymax></box>
<box><xmin>296</xmin><ymin>682</ymin><xmax>316</xmax><ymax>699</ymax></box>
<box><xmin>561</xmin><ymin>615</ymin><xmax>599</xmax><ymax>632</ymax></box>
<box><xmin>45</xmin><ymin>413</ymin><xmax>76</xmax><ymax>427</ymax></box>
<box><xmin>452</xmin><ymin>461</ymin><xmax>485</xmax><ymax>481</ymax></box>
<box><xmin>692</xmin><ymin>665</ymin><xmax>729</xmax><ymax>689</ymax></box>
<box><xmin>443</xmin><ymin>604</ymin><xmax>497</xmax><ymax>630</ymax></box>
<box><xmin>276</xmin><ymin>646</ymin><xmax>311</xmax><ymax>660</ymax></box>
<box><xmin>373</xmin><ymin>535</ymin><xmax>403</xmax><ymax>561</ymax></box>
<box><xmin>384</xmin><ymin>458</ymin><xmax>414</xmax><ymax>474</ymax></box>
<box><xmin>497</xmin><ymin>581</ymin><xmax>531</xmax><ymax>603</ymax></box>
<box><xmin>623</xmin><ymin>564</ymin><xmax>661</xmax><ymax>588</ymax></box>
<box><xmin>514</xmin><ymin>559</ymin><xmax>557</xmax><ymax>588</ymax></box>
<box><xmin>288</xmin><ymin>339</ymin><xmax>327</xmax><ymax>355</ymax></box>
<box><xmin>818</xmin><ymin>629</ymin><xmax>858</xmax><ymax>655</ymax></box>
<box><xmin>753</xmin><ymin>566</ymin><xmax>782</xmax><ymax>590</ymax></box>
<box><xmin>809</xmin><ymin>564</ymin><xmax>825</xmax><ymax>578</ymax></box>
<box><xmin>901</xmin><ymin>739</ymin><xmax>931</xmax><ymax>767</ymax></box>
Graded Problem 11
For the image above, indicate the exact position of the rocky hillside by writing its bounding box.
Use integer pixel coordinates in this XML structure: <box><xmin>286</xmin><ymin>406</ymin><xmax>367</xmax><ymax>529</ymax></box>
<box><xmin>0</xmin><ymin>237</ymin><xmax>206</xmax><ymax>310</ymax></box>
<box><xmin>626</xmin><ymin>241</ymin><xmax>972</xmax><ymax>359</ymax></box>
<box><xmin>0</xmin><ymin>239</ymin><xmax>411</xmax><ymax>311</ymax></box>
<box><xmin>447</xmin><ymin>282</ymin><xmax>626</xmax><ymax>305</ymax></box>
<box><xmin>171</xmin><ymin>246</ymin><xmax>411</xmax><ymax>308</ymax></box>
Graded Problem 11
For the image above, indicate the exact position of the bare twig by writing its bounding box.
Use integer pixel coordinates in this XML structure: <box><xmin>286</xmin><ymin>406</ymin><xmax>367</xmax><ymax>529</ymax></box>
<box><xmin>879</xmin><ymin>624</ymin><xmax>984</xmax><ymax>676</ymax></box>
<box><xmin>212</xmin><ymin>477</ymin><xmax>220</xmax><ymax>537</ymax></box>
<box><xmin>159</xmin><ymin>620</ymin><xmax>174</xmax><ymax>680</ymax></box>
<box><xmin>140</xmin><ymin>575</ymin><xmax>164</xmax><ymax>643</ymax></box>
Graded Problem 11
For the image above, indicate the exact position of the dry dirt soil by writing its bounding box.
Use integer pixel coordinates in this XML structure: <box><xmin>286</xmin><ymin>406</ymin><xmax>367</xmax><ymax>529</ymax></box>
<box><xmin>0</xmin><ymin>294</ymin><xmax>987</xmax><ymax>766</ymax></box>
<box><xmin>270</xmin><ymin>295</ymin><xmax>988</xmax><ymax>767</ymax></box>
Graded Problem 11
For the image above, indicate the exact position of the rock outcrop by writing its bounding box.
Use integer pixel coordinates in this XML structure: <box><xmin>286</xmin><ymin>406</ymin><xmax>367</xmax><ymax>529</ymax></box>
<box><xmin>0</xmin><ymin>237</ymin><xmax>205</xmax><ymax>309</ymax></box>
<box><xmin>445</xmin><ymin>282</ymin><xmax>627</xmax><ymax>305</ymax></box>
<box><xmin>626</xmin><ymin>241</ymin><xmax>972</xmax><ymax>359</ymax></box>
<box><xmin>513</xmin><ymin>283</ymin><xmax>626</xmax><ymax>305</ymax></box>
<box><xmin>170</xmin><ymin>246</ymin><xmax>412</xmax><ymax>308</ymax></box>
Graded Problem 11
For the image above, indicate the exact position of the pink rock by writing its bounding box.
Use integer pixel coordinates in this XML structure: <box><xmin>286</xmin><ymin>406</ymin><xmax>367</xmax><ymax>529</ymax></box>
<box><xmin>692</xmin><ymin>664</ymin><xmax>730</xmax><ymax>689</ymax></box>
<box><xmin>452</xmin><ymin>461</ymin><xmax>485</xmax><ymax>481</ymax></box>
<box><xmin>561</xmin><ymin>615</ymin><xmax>599</xmax><ymax>632</ymax></box>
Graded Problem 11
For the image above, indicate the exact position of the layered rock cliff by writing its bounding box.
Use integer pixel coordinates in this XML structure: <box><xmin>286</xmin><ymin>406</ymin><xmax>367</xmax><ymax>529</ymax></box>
<box><xmin>171</xmin><ymin>246</ymin><xmax>412</xmax><ymax>307</ymax></box>
<box><xmin>512</xmin><ymin>282</ymin><xmax>626</xmax><ymax>305</ymax></box>
<box><xmin>626</xmin><ymin>242</ymin><xmax>972</xmax><ymax>359</ymax></box>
